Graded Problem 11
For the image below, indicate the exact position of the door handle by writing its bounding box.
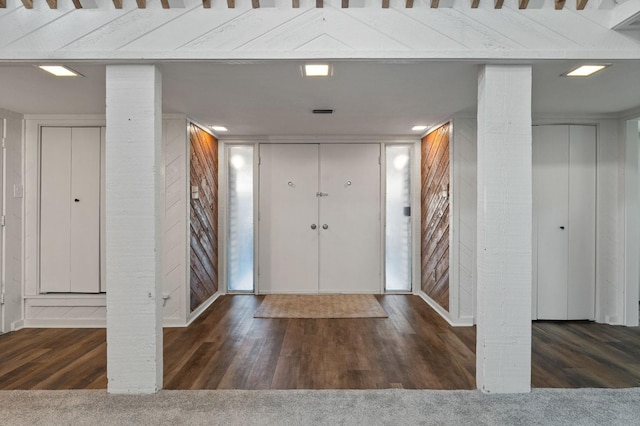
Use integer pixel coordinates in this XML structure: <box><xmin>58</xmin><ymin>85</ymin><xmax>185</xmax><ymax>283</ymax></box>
<box><xmin>316</xmin><ymin>192</ymin><xmax>329</xmax><ymax>197</ymax></box>
<box><xmin>322</xmin><ymin>224</ymin><xmax>328</xmax><ymax>230</ymax></box>
<box><xmin>560</xmin><ymin>226</ymin><xmax>565</xmax><ymax>230</ymax></box>
<box><xmin>311</xmin><ymin>224</ymin><xmax>317</xmax><ymax>230</ymax></box>
<box><xmin>74</xmin><ymin>198</ymin><xmax>80</xmax><ymax>202</ymax></box>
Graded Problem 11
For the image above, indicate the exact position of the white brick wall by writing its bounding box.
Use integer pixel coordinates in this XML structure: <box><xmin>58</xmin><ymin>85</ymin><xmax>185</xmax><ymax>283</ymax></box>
<box><xmin>476</xmin><ymin>65</ymin><xmax>532</xmax><ymax>394</ymax></box>
<box><xmin>105</xmin><ymin>65</ymin><xmax>163</xmax><ymax>394</ymax></box>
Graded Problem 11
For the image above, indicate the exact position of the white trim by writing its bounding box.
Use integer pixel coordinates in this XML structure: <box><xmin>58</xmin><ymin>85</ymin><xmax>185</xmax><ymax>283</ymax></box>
<box><xmin>411</xmin><ymin>141</ymin><xmax>421</xmax><ymax>294</ymax></box>
<box><xmin>186</xmin><ymin>291</ymin><xmax>221</xmax><ymax>326</ymax></box>
<box><xmin>25</xmin><ymin>318</ymin><xmax>106</xmax><ymax>328</ymax></box>
<box><xmin>26</xmin><ymin>295</ymin><xmax>106</xmax><ymax>307</ymax></box>
<box><xmin>623</xmin><ymin>117</ymin><xmax>640</xmax><ymax>327</ymax></box>
<box><xmin>223</xmin><ymin>135</ymin><xmax>417</xmax><ymax>144</ymax></box>
<box><xmin>417</xmin><ymin>291</ymin><xmax>474</xmax><ymax>327</ymax></box>
<box><xmin>11</xmin><ymin>319</ymin><xmax>24</xmax><ymax>331</ymax></box>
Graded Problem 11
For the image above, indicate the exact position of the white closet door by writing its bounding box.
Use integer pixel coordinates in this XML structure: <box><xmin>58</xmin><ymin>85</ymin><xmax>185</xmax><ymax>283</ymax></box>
<box><xmin>534</xmin><ymin>125</ymin><xmax>570</xmax><ymax>319</ymax></box>
<box><xmin>259</xmin><ymin>144</ymin><xmax>320</xmax><ymax>293</ymax></box>
<box><xmin>70</xmin><ymin>127</ymin><xmax>101</xmax><ymax>293</ymax></box>
<box><xmin>40</xmin><ymin>127</ymin><xmax>73</xmax><ymax>292</ymax></box>
<box><xmin>319</xmin><ymin>144</ymin><xmax>381</xmax><ymax>293</ymax></box>
<box><xmin>567</xmin><ymin>125</ymin><xmax>596</xmax><ymax>320</ymax></box>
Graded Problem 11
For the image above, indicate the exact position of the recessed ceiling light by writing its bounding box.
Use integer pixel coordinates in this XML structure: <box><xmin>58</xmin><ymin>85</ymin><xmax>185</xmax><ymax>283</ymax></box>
<box><xmin>563</xmin><ymin>64</ymin><xmax>610</xmax><ymax>77</ymax></box>
<box><xmin>38</xmin><ymin>65</ymin><xmax>82</xmax><ymax>77</ymax></box>
<box><xmin>412</xmin><ymin>125</ymin><xmax>428</xmax><ymax>131</ymax></box>
<box><xmin>304</xmin><ymin>64</ymin><xmax>331</xmax><ymax>77</ymax></box>
<box><xmin>211</xmin><ymin>126</ymin><xmax>228</xmax><ymax>132</ymax></box>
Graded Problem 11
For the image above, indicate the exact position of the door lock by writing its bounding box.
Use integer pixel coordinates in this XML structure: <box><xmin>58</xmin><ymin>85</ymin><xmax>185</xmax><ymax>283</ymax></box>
<box><xmin>322</xmin><ymin>224</ymin><xmax>328</xmax><ymax>230</ymax></box>
<box><xmin>316</xmin><ymin>192</ymin><xmax>329</xmax><ymax>197</ymax></box>
<box><xmin>311</xmin><ymin>224</ymin><xmax>317</xmax><ymax>230</ymax></box>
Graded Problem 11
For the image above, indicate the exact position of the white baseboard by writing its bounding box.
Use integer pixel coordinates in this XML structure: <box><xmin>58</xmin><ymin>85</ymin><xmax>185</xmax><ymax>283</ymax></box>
<box><xmin>11</xmin><ymin>319</ymin><xmax>25</xmax><ymax>331</ymax></box>
<box><xmin>417</xmin><ymin>291</ymin><xmax>474</xmax><ymax>327</ymax></box>
<box><xmin>24</xmin><ymin>318</ymin><xmax>107</xmax><ymax>328</ymax></box>
<box><xmin>186</xmin><ymin>291</ymin><xmax>221</xmax><ymax>326</ymax></box>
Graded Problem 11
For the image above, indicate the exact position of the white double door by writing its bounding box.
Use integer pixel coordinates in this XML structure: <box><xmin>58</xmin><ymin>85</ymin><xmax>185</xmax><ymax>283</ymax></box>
<box><xmin>533</xmin><ymin>125</ymin><xmax>596</xmax><ymax>320</ymax></box>
<box><xmin>259</xmin><ymin>143</ymin><xmax>381</xmax><ymax>294</ymax></box>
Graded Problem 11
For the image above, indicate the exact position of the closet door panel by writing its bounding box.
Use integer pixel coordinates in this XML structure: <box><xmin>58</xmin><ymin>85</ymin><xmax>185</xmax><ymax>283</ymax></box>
<box><xmin>534</xmin><ymin>125</ymin><xmax>569</xmax><ymax>320</ymax></box>
<box><xmin>70</xmin><ymin>127</ymin><xmax>101</xmax><ymax>293</ymax></box>
<box><xmin>40</xmin><ymin>127</ymin><xmax>72</xmax><ymax>292</ymax></box>
<box><xmin>567</xmin><ymin>125</ymin><xmax>596</xmax><ymax>319</ymax></box>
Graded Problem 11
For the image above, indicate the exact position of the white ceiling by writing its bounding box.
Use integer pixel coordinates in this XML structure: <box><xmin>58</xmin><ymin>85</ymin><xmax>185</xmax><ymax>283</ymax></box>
<box><xmin>0</xmin><ymin>60</ymin><xmax>638</xmax><ymax>136</ymax></box>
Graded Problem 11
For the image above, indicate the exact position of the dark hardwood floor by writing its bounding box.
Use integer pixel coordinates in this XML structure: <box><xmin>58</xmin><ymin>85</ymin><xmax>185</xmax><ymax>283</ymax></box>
<box><xmin>0</xmin><ymin>295</ymin><xmax>639</xmax><ymax>390</ymax></box>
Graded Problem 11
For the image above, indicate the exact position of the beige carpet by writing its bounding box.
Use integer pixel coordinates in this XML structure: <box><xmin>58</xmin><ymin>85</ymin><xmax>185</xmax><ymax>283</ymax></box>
<box><xmin>253</xmin><ymin>294</ymin><xmax>388</xmax><ymax>318</ymax></box>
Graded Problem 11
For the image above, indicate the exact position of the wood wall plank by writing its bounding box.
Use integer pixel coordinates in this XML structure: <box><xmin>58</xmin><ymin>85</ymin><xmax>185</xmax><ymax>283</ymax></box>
<box><xmin>189</xmin><ymin>123</ymin><xmax>218</xmax><ymax>312</ymax></box>
<box><xmin>421</xmin><ymin>123</ymin><xmax>450</xmax><ymax>312</ymax></box>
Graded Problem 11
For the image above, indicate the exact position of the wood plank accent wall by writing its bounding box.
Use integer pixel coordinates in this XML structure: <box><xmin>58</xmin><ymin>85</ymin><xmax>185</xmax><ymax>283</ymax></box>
<box><xmin>189</xmin><ymin>123</ymin><xmax>218</xmax><ymax>312</ymax></box>
<box><xmin>421</xmin><ymin>123</ymin><xmax>451</xmax><ymax>311</ymax></box>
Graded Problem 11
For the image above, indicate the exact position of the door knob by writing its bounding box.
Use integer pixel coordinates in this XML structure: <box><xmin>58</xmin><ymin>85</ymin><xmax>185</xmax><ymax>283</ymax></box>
<box><xmin>311</xmin><ymin>224</ymin><xmax>317</xmax><ymax>230</ymax></box>
<box><xmin>560</xmin><ymin>226</ymin><xmax>565</xmax><ymax>230</ymax></box>
<box><xmin>322</xmin><ymin>224</ymin><xmax>328</xmax><ymax>230</ymax></box>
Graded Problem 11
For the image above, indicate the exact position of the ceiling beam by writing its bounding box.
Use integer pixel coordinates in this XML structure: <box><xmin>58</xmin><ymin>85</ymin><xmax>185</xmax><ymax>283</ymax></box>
<box><xmin>555</xmin><ymin>0</ymin><xmax>565</xmax><ymax>9</ymax></box>
<box><xmin>519</xmin><ymin>0</ymin><xmax>528</xmax><ymax>8</ymax></box>
<box><xmin>252</xmin><ymin>0</ymin><xmax>259</xmax><ymax>7</ymax></box>
<box><xmin>113</xmin><ymin>0</ymin><xmax>123</xmax><ymax>8</ymax></box>
<box><xmin>46</xmin><ymin>0</ymin><xmax>57</xmax><ymax>8</ymax></box>
<box><xmin>406</xmin><ymin>0</ymin><xmax>414</xmax><ymax>7</ymax></box>
<box><xmin>202</xmin><ymin>0</ymin><xmax>211</xmax><ymax>7</ymax></box>
<box><xmin>292</xmin><ymin>0</ymin><xmax>299</xmax><ymax>7</ymax></box>
<box><xmin>577</xmin><ymin>0</ymin><xmax>588</xmax><ymax>10</ymax></box>
<box><xmin>471</xmin><ymin>0</ymin><xmax>480</xmax><ymax>8</ymax></box>
<box><xmin>137</xmin><ymin>0</ymin><xmax>146</xmax><ymax>8</ymax></box>
<box><xmin>161</xmin><ymin>0</ymin><xmax>170</xmax><ymax>8</ymax></box>
<box><xmin>72</xmin><ymin>0</ymin><xmax>82</xmax><ymax>8</ymax></box>
<box><xmin>431</xmin><ymin>0</ymin><xmax>439</xmax><ymax>7</ymax></box>
<box><xmin>0</xmin><ymin>0</ymin><xmax>6</xmax><ymax>7</ymax></box>
<box><xmin>494</xmin><ymin>0</ymin><xmax>504</xmax><ymax>9</ymax></box>
<box><xmin>382</xmin><ymin>0</ymin><xmax>389</xmax><ymax>7</ymax></box>
<box><xmin>316</xmin><ymin>0</ymin><xmax>323</xmax><ymax>7</ymax></box>
<box><xmin>21</xmin><ymin>0</ymin><xmax>33</xmax><ymax>9</ymax></box>
<box><xmin>228</xmin><ymin>0</ymin><xmax>235</xmax><ymax>7</ymax></box>
<box><xmin>342</xmin><ymin>0</ymin><xmax>348</xmax><ymax>7</ymax></box>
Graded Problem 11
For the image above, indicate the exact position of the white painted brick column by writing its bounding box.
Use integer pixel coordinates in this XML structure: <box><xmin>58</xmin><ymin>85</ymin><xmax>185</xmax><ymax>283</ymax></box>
<box><xmin>106</xmin><ymin>65</ymin><xmax>163</xmax><ymax>394</ymax></box>
<box><xmin>476</xmin><ymin>65</ymin><xmax>532</xmax><ymax>394</ymax></box>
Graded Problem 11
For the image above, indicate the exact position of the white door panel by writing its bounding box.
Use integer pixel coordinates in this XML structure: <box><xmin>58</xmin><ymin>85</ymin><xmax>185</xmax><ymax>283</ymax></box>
<box><xmin>319</xmin><ymin>144</ymin><xmax>380</xmax><ymax>293</ymax></box>
<box><xmin>534</xmin><ymin>125</ymin><xmax>569</xmax><ymax>320</ymax></box>
<box><xmin>567</xmin><ymin>125</ymin><xmax>596</xmax><ymax>320</ymax></box>
<box><xmin>70</xmin><ymin>127</ymin><xmax>101</xmax><ymax>293</ymax></box>
<box><xmin>259</xmin><ymin>144</ymin><xmax>319</xmax><ymax>293</ymax></box>
<box><xmin>40</xmin><ymin>127</ymin><xmax>73</xmax><ymax>293</ymax></box>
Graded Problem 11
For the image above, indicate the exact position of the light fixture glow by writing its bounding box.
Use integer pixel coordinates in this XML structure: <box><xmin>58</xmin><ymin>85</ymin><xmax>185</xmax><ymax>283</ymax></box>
<box><xmin>38</xmin><ymin>65</ymin><xmax>81</xmax><ymax>77</ymax></box>
<box><xmin>211</xmin><ymin>126</ymin><xmax>228</xmax><ymax>132</ymax></box>
<box><xmin>393</xmin><ymin>154</ymin><xmax>410</xmax><ymax>171</ymax></box>
<box><xmin>412</xmin><ymin>125</ymin><xmax>427</xmax><ymax>132</ymax></box>
<box><xmin>304</xmin><ymin>64</ymin><xmax>331</xmax><ymax>77</ymax></box>
<box><xmin>230</xmin><ymin>154</ymin><xmax>245</xmax><ymax>170</ymax></box>
<box><xmin>564</xmin><ymin>64</ymin><xmax>609</xmax><ymax>77</ymax></box>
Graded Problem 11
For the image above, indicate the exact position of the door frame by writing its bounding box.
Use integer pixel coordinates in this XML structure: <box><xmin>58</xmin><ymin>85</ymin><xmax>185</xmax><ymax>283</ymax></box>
<box><xmin>220</xmin><ymin>137</ymin><xmax>418</xmax><ymax>296</ymax></box>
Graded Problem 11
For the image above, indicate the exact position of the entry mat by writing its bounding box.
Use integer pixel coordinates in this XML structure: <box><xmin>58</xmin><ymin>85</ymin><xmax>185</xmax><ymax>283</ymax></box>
<box><xmin>253</xmin><ymin>294</ymin><xmax>388</xmax><ymax>319</ymax></box>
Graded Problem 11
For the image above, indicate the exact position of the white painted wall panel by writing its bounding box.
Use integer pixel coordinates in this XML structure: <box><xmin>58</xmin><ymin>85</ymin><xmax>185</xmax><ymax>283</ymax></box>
<box><xmin>451</xmin><ymin>117</ymin><xmax>477</xmax><ymax>323</ymax></box>
<box><xmin>0</xmin><ymin>5</ymin><xmax>638</xmax><ymax>59</ymax></box>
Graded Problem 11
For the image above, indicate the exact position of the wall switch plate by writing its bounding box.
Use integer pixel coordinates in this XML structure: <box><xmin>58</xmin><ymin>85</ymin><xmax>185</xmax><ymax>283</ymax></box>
<box><xmin>191</xmin><ymin>185</ymin><xmax>199</xmax><ymax>200</ymax></box>
<box><xmin>13</xmin><ymin>184</ymin><xmax>23</xmax><ymax>198</ymax></box>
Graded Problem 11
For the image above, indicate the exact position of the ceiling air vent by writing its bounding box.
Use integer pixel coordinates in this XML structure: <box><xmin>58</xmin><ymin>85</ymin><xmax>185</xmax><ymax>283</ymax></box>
<box><xmin>313</xmin><ymin>109</ymin><xmax>334</xmax><ymax>114</ymax></box>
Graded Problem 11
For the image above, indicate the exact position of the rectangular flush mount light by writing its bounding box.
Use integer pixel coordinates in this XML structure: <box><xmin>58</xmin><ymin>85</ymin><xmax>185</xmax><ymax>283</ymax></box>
<box><xmin>412</xmin><ymin>125</ymin><xmax>428</xmax><ymax>131</ymax></box>
<box><xmin>211</xmin><ymin>126</ymin><xmax>228</xmax><ymax>132</ymax></box>
<box><xmin>303</xmin><ymin>64</ymin><xmax>331</xmax><ymax>77</ymax></box>
<box><xmin>38</xmin><ymin>65</ymin><xmax>82</xmax><ymax>77</ymax></box>
<box><xmin>563</xmin><ymin>64</ymin><xmax>610</xmax><ymax>77</ymax></box>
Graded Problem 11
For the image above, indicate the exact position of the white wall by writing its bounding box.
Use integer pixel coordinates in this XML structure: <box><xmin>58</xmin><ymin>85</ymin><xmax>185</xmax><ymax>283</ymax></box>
<box><xmin>22</xmin><ymin>115</ymin><xmax>190</xmax><ymax>328</ymax></box>
<box><xmin>0</xmin><ymin>107</ymin><xmax>24</xmax><ymax>332</ymax></box>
